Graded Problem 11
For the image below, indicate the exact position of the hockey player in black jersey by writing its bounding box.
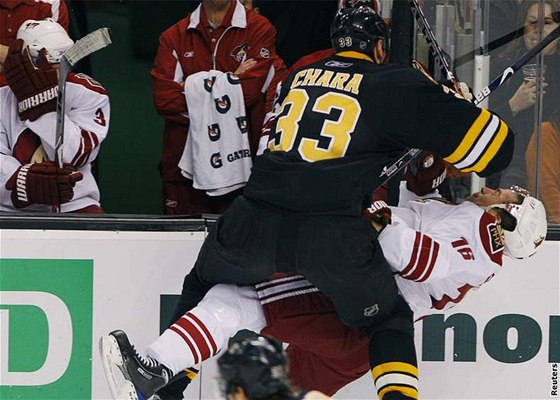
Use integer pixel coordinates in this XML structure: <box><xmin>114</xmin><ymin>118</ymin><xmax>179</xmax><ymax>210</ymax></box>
<box><xmin>100</xmin><ymin>4</ymin><xmax>515</xmax><ymax>400</ymax></box>
<box><xmin>218</xmin><ymin>336</ymin><xmax>330</xmax><ymax>400</ymax></box>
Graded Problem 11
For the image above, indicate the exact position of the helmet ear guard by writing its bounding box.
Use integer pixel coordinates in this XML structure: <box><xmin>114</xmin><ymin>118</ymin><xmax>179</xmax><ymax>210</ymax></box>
<box><xmin>487</xmin><ymin>187</ymin><xmax>547</xmax><ymax>259</ymax></box>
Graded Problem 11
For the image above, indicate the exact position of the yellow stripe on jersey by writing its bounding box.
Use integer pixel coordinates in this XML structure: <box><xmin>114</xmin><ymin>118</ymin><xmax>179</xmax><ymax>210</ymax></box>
<box><xmin>444</xmin><ymin>109</ymin><xmax>492</xmax><ymax>164</ymax></box>
<box><xmin>460</xmin><ymin>118</ymin><xmax>508</xmax><ymax>173</ymax></box>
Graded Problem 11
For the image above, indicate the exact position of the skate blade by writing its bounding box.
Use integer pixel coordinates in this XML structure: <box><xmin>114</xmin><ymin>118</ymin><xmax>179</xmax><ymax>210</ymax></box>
<box><xmin>116</xmin><ymin>380</ymin><xmax>142</xmax><ymax>400</ymax></box>
<box><xmin>99</xmin><ymin>335</ymin><xmax>138</xmax><ymax>400</ymax></box>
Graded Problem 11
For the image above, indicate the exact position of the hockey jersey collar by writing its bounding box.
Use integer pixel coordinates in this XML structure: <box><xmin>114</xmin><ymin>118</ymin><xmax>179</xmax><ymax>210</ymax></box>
<box><xmin>187</xmin><ymin>0</ymin><xmax>247</xmax><ymax>30</ymax></box>
<box><xmin>336</xmin><ymin>51</ymin><xmax>374</xmax><ymax>63</ymax></box>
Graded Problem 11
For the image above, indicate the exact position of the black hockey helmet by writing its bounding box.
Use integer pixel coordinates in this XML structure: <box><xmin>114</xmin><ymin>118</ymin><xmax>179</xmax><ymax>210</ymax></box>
<box><xmin>218</xmin><ymin>336</ymin><xmax>290</xmax><ymax>400</ymax></box>
<box><xmin>330</xmin><ymin>3</ymin><xmax>389</xmax><ymax>55</ymax></box>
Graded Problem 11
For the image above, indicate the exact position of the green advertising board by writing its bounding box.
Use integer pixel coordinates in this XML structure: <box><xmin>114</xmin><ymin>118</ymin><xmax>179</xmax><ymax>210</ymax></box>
<box><xmin>0</xmin><ymin>259</ymin><xmax>93</xmax><ymax>399</ymax></box>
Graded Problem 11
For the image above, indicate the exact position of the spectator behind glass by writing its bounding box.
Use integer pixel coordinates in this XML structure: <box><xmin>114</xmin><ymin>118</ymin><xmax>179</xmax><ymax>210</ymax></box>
<box><xmin>1</xmin><ymin>19</ymin><xmax>109</xmax><ymax>213</ymax></box>
<box><xmin>488</xmin><ymin>0</ymin><xmax>560</xmax><ymax>190</ymax></box>
<box><xmin>487</xmin><ymin>0</ymin><xmax>524</xmax><ymax>57</ymax></box>
<box><xmin>526</xmin><ymin>103</ymin><xmax>560</xmax><ymax>224</ymax></box>
<box><xmin>151</xmin><ymin>0</ymin><xmax>287</xmax><ymax>216</ymax></box>
<box><xmin>0</xmin><ymin>0</ymin><xmax>69</xmax><ymax>76</ymax></box>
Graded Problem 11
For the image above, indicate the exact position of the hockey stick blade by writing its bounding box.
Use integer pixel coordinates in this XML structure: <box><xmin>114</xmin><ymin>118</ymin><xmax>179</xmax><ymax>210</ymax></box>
<box><xmin>63</xmin><ymin>28</ymin><xmax>112</xmax><ymax>67</ymax></box>
<box><xmin>474</xmin><ymin>25</ymin><xmax>560</xmax><ymax>104</ymax></box>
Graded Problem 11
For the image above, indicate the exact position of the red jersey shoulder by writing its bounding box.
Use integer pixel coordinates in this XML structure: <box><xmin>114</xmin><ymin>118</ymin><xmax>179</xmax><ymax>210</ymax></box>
<box><xmin>478</xmin><ymin>211</ymin><xmax>504</xmax><ymax>265</ymax></box>
<box><xmin>67</xmin><ymin>73</ymin><xmax>107</xmax><ymax>95</ymax></box>
<box><xmin>289</xmin><ymin>49</ymin><xmax>335</xmax><ymax>74</ymax></box>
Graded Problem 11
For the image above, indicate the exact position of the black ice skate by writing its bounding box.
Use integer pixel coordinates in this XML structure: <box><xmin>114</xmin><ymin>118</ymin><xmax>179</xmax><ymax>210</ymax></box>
<box><xmin>99</xmin><ymin>330</ymin><xmax>172</xmax><ymax>400</ymax></box>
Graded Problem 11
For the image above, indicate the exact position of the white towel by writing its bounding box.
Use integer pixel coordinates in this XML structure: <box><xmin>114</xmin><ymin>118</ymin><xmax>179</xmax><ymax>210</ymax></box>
<box><xmin>179</xmin><ymin>70</ymin><xmax>252</xmax><ymax>196</ymax></box>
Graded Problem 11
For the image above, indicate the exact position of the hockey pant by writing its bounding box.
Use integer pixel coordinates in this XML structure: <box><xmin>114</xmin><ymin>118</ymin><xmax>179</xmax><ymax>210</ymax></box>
<box><xmin>147</xmin><ymin>279</ymin><xmax>419</xmax><ymax>400</ymax></box>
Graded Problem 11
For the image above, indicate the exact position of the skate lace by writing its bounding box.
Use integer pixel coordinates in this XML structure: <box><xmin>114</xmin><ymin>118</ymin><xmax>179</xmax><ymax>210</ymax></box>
<box><xmin>131</xmin><ymin>345</ymin><xmax>160</xmax><ymax>369</ymax></box>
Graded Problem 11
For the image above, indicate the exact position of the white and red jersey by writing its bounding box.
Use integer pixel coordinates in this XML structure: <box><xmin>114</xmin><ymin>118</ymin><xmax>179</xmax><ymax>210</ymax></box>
<box><xmin>0</xmin><ymin>73</ymin><xmax>110</xmax><ymax>212</ymax></box>
<box><xmin>381</xmin><ymin>182</ymin><xmax>504</xmax><ymax>319</ymax></box>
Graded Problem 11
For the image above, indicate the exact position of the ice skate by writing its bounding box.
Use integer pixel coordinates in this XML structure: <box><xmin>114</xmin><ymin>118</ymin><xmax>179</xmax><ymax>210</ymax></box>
<box><xmin>99</xmin><ymin>330</ymin><xmax>172</xmax><ymax>400</ymax></box>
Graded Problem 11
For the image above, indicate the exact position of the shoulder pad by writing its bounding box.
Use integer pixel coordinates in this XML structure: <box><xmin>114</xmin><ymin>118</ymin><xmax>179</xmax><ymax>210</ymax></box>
<box><xmin>67</xmin><ymin>73</ymin><xmax>107</xmax><ymax>95</ymax></box>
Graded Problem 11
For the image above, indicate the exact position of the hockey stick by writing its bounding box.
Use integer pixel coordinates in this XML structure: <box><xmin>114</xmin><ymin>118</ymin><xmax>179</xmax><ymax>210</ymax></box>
<box><xmin>52</xmin><ymin>27</ymin><xmax>112</xmax><ymax>212</ymax></box>
<box><xmin>383</xmin><ymin>5</ymin><xmax>560</xmax><ymax>187</ymax></box>
<box><xmin>455</xmin><ymin>11</ymin><xmax>560</xmax><ymax>68</ymax></box>
<box><xmin>378</xmin><ymin>0</ymin><xmax>464</xmax><ymax>186</ymax></box>
<box><xmin>380</xmin><ymin>25</ymin><xmax>560</xmax><ymax>187</ymax></box>
<box><xmin>473</xmin><ymin>24</ymin><xmax>560</xmax><ymax>104</ymax></box>
<box><xmin>409</xmin><ymin>0</ymin><xmax>462</xmax><ymax>94</ymax></box>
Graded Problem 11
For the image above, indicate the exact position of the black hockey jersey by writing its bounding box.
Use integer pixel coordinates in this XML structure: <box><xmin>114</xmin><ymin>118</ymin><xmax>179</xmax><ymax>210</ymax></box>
<box><xmin>244</xmin><ymin>51</ymin><xmax>513</xmax><ymax>215</ymax></box>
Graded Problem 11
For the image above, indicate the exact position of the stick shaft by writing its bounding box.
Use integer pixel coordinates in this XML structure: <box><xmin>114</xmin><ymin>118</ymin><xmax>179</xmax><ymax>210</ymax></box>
<box><xmin>409</xmin><ymin>0</ymin><xmax>462</xmax><ymax>93</ymax></box>
<box><xmin>52</xmin><ymin>27</ymin><xmax>112</xmax><ymax>213</ymax></box>
<box><xmin>474</xmin><ymin>25</ymin><xmax>560</xmax><ymax>104</ymax></box>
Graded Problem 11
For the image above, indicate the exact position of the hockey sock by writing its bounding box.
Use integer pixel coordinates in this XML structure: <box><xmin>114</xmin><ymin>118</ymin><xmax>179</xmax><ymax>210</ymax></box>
<box><xmin>147</xmin><ymin>306</ymin><xmax>221</xmax><ymax>375</ymax></box>
<box><xmin>368</xmin><ymin>329</ymin><xmax>419</xmax><ymax>400</ymax></box>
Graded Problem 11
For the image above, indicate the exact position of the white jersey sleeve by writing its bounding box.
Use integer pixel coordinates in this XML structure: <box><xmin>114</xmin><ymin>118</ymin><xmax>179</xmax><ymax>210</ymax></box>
<box><xmin>24</xmin><ymin>73</ymin><xmax>110</xmax><ymax>166</ymax></box>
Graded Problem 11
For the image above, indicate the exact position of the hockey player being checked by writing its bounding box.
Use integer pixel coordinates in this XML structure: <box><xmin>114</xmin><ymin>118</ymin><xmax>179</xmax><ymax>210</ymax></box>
<box><xmin>1</xmin><ymin>18</ymin><xmax>109</xmax><ymax>213</ymax></box>
<box><xmin>101</xmin><ymin>2</ymin><xmax>517</xmax><ymax>399</ymax></box>
<box><xmin>100</xmin><ymin>152</ymin><xmax>547</xmax><ymax>400</ymax></box>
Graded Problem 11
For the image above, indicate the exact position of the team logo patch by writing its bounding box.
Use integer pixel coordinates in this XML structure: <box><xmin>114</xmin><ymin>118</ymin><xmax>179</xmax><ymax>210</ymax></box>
<box><xmin>184</xmin><ymin>51</ymin><xmax>195</xmax><ymax>58</ymax></box>
<box><xmin>236</xmin><ymin>116</ymin><xmax>248</xmax><ymax>134</ymax></box>
<box><xmin>479</xmin><ymin>212</ymin><xmax>504</xmax><ymax>265</ymax></box>
<box><xmin>208</xmin><ymin>124</ymin><xmax>221</xmax><ymax>142</ymax></box>
<box><xmin>210</xmin><ymin>152</ymin><xmax>223</xmax><ymax>169</ymax></box>
<box><xmin>260</xmin><ymin>47</ymin><xmax>270</xmax><ymax>58</ymax></box>
<box><xmin>230</xmin><ymin>42</ymin><xmax>249</xmax><ymax>62</ymax></box>
<box><xmin>227</xmin><ymin>72</ymin><xmax>241</xmax><ymax>85</ymax></box>
<box><xmin>204</xmin><ymin>77</ymin><xmax>216</xmax><ymax>92</ymax></box>
<box><xmin>214</xmin><ymin>95</ymin><xmax>231</xmax><ymax>114</ymax></box>
<box><xmin>363</xmin><ymin>304</ymin><xmax>379</xmax><ymax>317</ymax></box>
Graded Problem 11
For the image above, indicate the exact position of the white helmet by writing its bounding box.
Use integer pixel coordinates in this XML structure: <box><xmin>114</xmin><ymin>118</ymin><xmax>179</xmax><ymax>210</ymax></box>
<box><xmin>16</xmin><ymin>18</ymin><xmax>74</xmax><ymax>64</ymax></box>
<box><xmin>491</xmin><ymin>187</ymin><xmax>547</xmax><ymax>259</ymax></box>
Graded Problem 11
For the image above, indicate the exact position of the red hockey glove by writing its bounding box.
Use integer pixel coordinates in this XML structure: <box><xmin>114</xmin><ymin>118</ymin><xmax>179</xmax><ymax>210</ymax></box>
<box><xmin>405</xmin><ymin>151</ymin><xmax>447</xmax><ymax>196</ymax></box>
<box><xmin>4</xmin><ymin>39</ymin><xmax>58</xmax><ymax>121</ymax></box>
<box><xmin>363</xmin><ymin>200</ymin><xmax>392</xmax><ymax>232</ymax></box>
<box><xmin>5</xmin><ymin>162</ymin><xmax>83</xmax><ymax>208</ymax></box>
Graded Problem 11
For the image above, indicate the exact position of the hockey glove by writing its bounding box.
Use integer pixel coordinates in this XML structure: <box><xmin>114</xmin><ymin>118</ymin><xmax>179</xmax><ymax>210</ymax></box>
<box><xmin>405</xmin><ymin>151</ymin><xmax>447</xmax><ymax>196</ymax></box>
<box><xmin>4</xmin><ymin>39</ymin><xmax>58</xmax><ymax>121</ymax></box>
<box><xmin>5</xmin><ymin>162</ymin><xmax>83</xmax><ymax>208</ymax></box>
<box><xmin>363</xmin><ymin>200</ymin><xmax>392</xmax><ymax>232</ymax></box>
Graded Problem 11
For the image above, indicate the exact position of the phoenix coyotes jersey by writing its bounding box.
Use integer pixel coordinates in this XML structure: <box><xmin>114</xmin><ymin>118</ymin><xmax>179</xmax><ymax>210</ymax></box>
<box><xmin>245</xmin><ymin>51</ymin><xmax>513</xmax><ymax>215</ymax></box>
<box><xmin>379</xmin><ymin>183</ymin><xmax>504</xmax><ymax>319</ymax></box>
<box><xmin>0</xmin><ymin>73</ymin><xmax>110</xmax><ymax>212</ymax></box>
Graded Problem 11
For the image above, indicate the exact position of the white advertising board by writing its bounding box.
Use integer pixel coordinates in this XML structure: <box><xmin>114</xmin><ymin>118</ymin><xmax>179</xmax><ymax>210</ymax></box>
<box><xmin>0</xmin><ymin>229</ymin><xmax>558</xmax><ymax>400</ymax></box>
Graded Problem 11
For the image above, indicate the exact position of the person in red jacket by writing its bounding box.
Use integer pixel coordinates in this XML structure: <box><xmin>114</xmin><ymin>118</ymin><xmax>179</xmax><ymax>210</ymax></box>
<box><xmin>151</xmin><ymin>0</ymin><xmax>286</xmax><ymax>215</ymax></box>
<box><xmin>0</xmin><ymin>0</ymin><xmax>69</xmax><ymax>75</ymax></box>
